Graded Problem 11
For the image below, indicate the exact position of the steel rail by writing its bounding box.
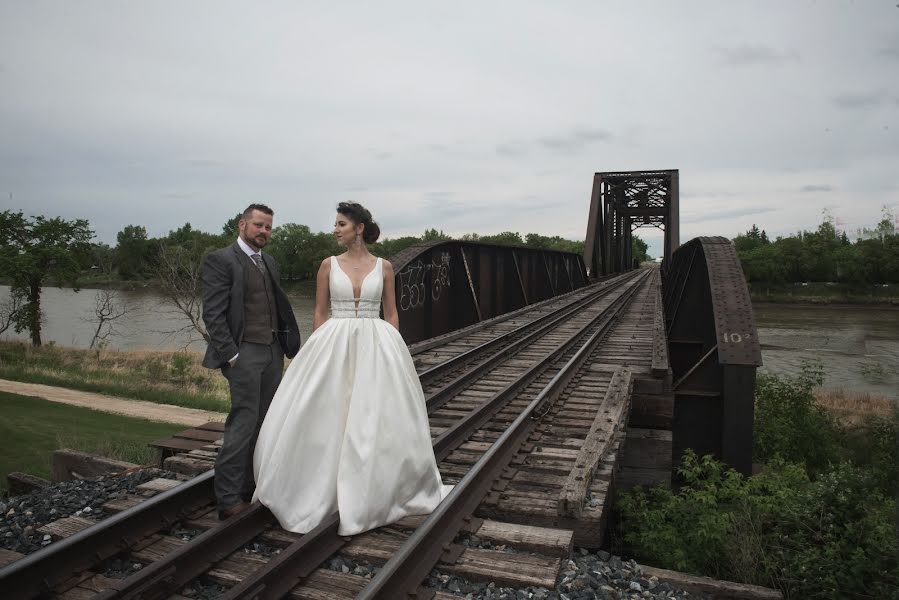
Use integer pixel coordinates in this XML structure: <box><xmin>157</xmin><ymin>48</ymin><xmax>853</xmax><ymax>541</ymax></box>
<box><xmin>423</xmin><ymin>274</ymin><xmax>636</xmax><ymax>413</ymax></box>
<box><xmin>408</xmin><ymin>273</ymin><xmax>617</xmax><ymax>356</ymax></box>
<box><xmin>0</xmin><ymin>471</ymin><xmax>215</xmax><ymax>600</ymax></box>
<box><xmin>357</xmin><ymin>272</ymin><xmax>649</xmax><ymax>599</ymax></box>
<box><xmin>431</xmin><ymin>274</ymin><xmax>642</xmax><ymax>461</ymax></box>
<box><xmin>92</xmin><ymin>503</ymin><xmax>276</xmax><ymax>600</ymax></box>
<box><xmin>416</xmin><ymin>273</ymin><xmax>632</xmax><ymax>386</ymax></box>
<box><xmin>221</xmin><ymin>271</ymin><xmax>649</xmax><ymax>600</ymax></box>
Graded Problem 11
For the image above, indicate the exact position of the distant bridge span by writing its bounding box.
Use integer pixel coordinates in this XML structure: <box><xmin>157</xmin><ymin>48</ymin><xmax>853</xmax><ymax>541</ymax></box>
<box><xmin>390</xmin><ymin>169</ymin><xmax>761</xmax><ymax>479</ymax></box>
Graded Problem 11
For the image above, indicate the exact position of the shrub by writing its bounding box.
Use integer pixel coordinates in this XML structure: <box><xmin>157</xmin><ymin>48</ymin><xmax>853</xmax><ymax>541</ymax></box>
<box><xmin>615</xmin><ymin>454</ymin><xmax>899</xmax><ymax>599</ymax></box>
<box><xmin>754</xmin><ymin>362</ymin><xmax>843</xmax><ymax>473</ymax></box>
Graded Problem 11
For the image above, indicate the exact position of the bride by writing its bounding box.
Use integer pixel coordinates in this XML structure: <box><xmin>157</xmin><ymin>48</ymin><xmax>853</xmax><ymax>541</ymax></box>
<box><xmin>252</xmin><ymin>201</ymin><xmax>448</xmax><ymax>536</ymax></box>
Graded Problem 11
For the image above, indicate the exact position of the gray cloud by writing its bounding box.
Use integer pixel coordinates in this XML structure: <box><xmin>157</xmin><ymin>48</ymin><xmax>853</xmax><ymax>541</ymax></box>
<box><xmin>685</xmin><ymin>206</ymin><xmax>778</xmax><ymax>224</ymax></box>
<box><xmin>832</xmin><ymin>90</ymin><xmax>890</xmax><ymax>110</ymax></box>
<box><xmin>538</xmin><ymin>128</ymin><xmax>613</xmax><ymax>153</ymax></box>
<box><xmin>715</xmin><ymin>44</ymin><xmax>799</xmax><ymax>66</ymax></box>
<box><xmin>496</xmin><ymin>142</ymin><xmax>527</xmax><ymax>157</ymax></box>
<box><xmin>800</xmin><ymin>184</ymin><xmax>834</xmax><ymax>193</ymax></box>
<box><xmin>185</xmin><ymin>159</ymin><xmax>226</xmax><ymax>168</ymax></box>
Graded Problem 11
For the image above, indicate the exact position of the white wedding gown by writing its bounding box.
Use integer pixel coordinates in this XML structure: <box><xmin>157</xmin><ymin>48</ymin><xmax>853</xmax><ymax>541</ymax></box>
<box><xmin>252</xmin><ymin>256</ymin><xmax>448</xmax><ymax>536</ymax></box>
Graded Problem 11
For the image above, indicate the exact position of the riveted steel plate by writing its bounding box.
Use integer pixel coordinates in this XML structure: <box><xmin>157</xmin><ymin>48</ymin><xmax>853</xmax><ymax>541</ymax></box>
<box><xmin>700</xmin><ymin>237</ymin><xmax>763</xmax><ymax>366</ymax></box>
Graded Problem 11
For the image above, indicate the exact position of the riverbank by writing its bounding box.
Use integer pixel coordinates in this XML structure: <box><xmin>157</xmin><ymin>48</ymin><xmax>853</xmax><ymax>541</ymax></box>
<box><xmin>748</xmin><ymin>281</ymin><xmax>899</xmax><ymax>305</ymax></box>
<box><xmin>48</xmin><ymin>274</ymin><xmax>319</xmax><ymax>297</ymax></box>
<box><xmin>0</xmin><ymin>340</ymin><xmax>229</xmax><ymax>412</ymax></box>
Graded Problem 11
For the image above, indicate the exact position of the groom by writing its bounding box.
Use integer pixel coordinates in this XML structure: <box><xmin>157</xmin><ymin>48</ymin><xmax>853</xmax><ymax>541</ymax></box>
<box><xmin>201</xmin><ymin>203</ymin><xmax>300</xmax><ymax>519</ymax></box>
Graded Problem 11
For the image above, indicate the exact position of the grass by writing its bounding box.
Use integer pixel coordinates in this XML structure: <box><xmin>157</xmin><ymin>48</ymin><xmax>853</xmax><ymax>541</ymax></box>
<box><xmin>0</xmin><ymin>340</ymin><xmax>229</xmax><ymax>412</ymax></box>
<box><xmin>814</xmin><ymin>387</ymin><xmax>895</xmax><ymax>427</ymax></box>
<box><xmin>0</xmin><ymin>391</ymin><xmax>184</xmax><ymax>495</ymax></box>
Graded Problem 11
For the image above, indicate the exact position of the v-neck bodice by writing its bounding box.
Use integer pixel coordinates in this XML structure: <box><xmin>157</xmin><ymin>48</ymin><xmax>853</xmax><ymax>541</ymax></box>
<box><xmin>330</xmin><ymin>256</ymin><xmax>382</xmax><ymax>318</ymax></box>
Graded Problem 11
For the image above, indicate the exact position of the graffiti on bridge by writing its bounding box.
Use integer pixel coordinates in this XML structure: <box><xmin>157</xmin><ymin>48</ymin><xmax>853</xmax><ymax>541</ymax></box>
<box><xmin>398</xmin><ymin>252</ymin><xmax>451</xmax><ymax>311</ymax></box>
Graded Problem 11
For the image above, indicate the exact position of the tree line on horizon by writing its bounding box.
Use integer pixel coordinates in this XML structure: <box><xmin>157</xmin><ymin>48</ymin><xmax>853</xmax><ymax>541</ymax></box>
<box><xmin>733</xmin><ymin>208</ymin><xmax>899</xmax><ymax>285</ymax></box>
<box><xmin>6</xmin><ymin>205</ymin><xmax>896</xmax><ymax>347</ymax></box>
<box><xmin>0</xmin><ymin>208</ymin><xmax>649</xmax><ymax>345</ymax></box>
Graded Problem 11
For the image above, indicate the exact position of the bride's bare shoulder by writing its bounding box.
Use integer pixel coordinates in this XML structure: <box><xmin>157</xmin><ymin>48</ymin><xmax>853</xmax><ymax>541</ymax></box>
<box><xmin>382</xmin><ymin>259</ymin><xmax>395</xmax><ymax>276</ymax></box>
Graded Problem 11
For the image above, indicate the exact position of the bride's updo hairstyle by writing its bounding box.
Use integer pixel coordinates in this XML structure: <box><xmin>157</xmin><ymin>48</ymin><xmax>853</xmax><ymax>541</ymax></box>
<box><xmin>337</xmin><ymin>201</ymin><xmax>380</xmax><ymax>244</ymax></box>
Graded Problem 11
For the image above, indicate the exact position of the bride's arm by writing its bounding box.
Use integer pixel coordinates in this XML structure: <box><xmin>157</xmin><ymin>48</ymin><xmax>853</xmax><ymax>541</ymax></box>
<box><xmin>381</xmin><ymin>260</ymin><xmax>400</xmax><ymax>330</ymax></box>
<box><xmin>312</xmin><ymin>258</ymin><xmax>331</xmax><ymax>332</ymax></box>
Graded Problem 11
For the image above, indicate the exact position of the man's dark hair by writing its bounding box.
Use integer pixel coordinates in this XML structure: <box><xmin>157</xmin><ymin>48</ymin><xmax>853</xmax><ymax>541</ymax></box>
<box><xmin>242</xmin><ymin>204</ymin><xmax>274</xmax><ymax>219</ymax></box>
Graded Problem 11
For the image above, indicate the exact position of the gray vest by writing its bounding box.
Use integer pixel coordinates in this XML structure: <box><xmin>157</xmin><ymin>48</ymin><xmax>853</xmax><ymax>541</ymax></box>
<box><xmin>242</xmin><ymin>254</ymin><xmax>278</xmax><ymax>344</ymax></box>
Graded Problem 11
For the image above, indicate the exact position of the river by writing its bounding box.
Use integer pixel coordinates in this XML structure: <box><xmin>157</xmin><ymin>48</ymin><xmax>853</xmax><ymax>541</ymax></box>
<box><xmin>1</xmin><ymin>285</ymin><xmax>896</xmax><ymax>400</ymax></box>
<box><xmin>0</xmin><ymin>285</ymin><xmax>315</xmax><ymax>353</ymax></box>
<box><xmin>753</xmin><ymin>303</ymin><xmax>898</xmax><ymax>401</ymax></box>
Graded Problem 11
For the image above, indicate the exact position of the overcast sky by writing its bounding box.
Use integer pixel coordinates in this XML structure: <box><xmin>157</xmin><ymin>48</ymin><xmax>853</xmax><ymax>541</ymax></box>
<box><xmin>1</xmin><ymin>1</ymin><xmax>897</xmax><ymax>258</ymax></box>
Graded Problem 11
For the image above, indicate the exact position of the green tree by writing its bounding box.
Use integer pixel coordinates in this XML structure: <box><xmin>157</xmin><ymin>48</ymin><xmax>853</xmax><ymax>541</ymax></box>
<box><xmin>0</xmin><ymin>210</ymin><xmax>94</xmax><ymax>345</ymax></box>
<box><xmin>372</xmin><ymin>236</ymin><xmax>422</xmax><ymax>260</ymax></box>
<box><xmin>116</xmin><ymin>224</ymin><xmax>151</xmax><ymax>280</ymax></box>
<box><xmin>422</xmin><ymin>228</ymin><xmax>451</xmax><ymax>242</ymax></box>
<box><xmin>631</xmin><ymin>235</ymin><xmax>649</xmax><ymax>263</ymax></box>
<box><xmin>222</xmin><ymin>213</ymin><xmax>242</xmax><ymax>238</ymax></box>
<box><xmin>733</xmin><ymin>224</ymin><xmax>770</xmax><ymax>253</ymax></box>
<box><xmin>267</xmin><ymin>224</ymin><xmax>339</xmax><ymax>280</ymax></box>
<box><xmin>478</xmin><ymin>231</ymin><xmax>524</xmax><ymax>246</ymax></box>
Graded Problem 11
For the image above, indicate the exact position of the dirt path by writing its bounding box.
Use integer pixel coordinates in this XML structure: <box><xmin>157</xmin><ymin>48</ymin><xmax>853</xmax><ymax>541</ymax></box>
<box><xmin>0</xmin><ymin>379</ymin><xmax>226</xmax><ymax>427</ymax></box>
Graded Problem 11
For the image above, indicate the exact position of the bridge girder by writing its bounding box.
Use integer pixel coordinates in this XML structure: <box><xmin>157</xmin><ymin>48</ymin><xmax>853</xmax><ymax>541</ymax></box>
<box><xmin>583</xmin><ymin>169</ymin><xmax>680</xmax><ymax>277</ymax></box>
<box><xmin>390</xmin><ymin>241</ymin><xmax>588</xmax><ymax>344</ymax></box>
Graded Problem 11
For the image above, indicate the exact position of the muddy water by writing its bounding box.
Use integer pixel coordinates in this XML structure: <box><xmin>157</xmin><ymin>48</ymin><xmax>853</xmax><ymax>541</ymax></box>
<box><xmin>753</xmin><ymin>303</ymin><xmax>899</xmax><ymax>401</ymax></box>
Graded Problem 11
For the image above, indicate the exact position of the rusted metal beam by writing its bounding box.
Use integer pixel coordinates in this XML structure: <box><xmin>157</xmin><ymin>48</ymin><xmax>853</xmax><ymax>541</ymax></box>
<box><xmin>583</xmin><ymin>169</ymin><xmax>679</xmax><ymax>277</ymax></box>
<box><xmin>663</xmin><ymin>237</ymin><xmax>761</xmax><ymax>475</ymax></box>
<box><xmin>390</xmin><ymin>242</ymin><xmax>588</xmax><ymax>344</ymax></box>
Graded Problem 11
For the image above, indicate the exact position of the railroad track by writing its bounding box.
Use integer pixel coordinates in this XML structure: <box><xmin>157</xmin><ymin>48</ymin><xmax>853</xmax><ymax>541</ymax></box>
<box><xmin>0</xmin><ymin>268</ymin><xmax>663</xmax><ymax>600</ymax></box>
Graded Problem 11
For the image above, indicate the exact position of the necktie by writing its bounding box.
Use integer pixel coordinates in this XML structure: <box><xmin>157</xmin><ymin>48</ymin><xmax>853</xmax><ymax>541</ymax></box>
<box><xmin>251</xmin><ymin>253</ymin><xmax>265</xmax><ymax>271</ymax></box>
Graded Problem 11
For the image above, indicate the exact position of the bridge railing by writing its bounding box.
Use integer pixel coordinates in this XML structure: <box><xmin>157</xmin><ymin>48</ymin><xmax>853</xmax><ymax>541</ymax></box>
<box><xmin>390</xmin><ymin>241</ymin><xmax>589</xmax><ymax>344</ymax></box>
<box><xmin>662</xmin><ymin>237</ymin><xmax>762</xmax><ymax>475</ymax></box>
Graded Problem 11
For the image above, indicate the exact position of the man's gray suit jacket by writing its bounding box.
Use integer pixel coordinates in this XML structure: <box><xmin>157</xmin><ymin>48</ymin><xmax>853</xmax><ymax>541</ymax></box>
<box><xmin>201</xmin><ymin>242</ymin><xmax>301</xmax><ymax>369</ymax></box>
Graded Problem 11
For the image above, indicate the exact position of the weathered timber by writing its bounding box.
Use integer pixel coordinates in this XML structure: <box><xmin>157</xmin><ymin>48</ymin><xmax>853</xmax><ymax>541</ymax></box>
<box><xmin>135</xmin><ymin>477</ymin><xmax>182</xmax><ymax>495</ymax></box>
<box><xmin>474</xmin><ymin>520</ymin><xmax>573</xmax><ymax>558</ymax></box>
<box><xmin>206</xmin><ymin>552</ymin><xmax>268</xmax><ymax>587</ymax></box>
<box><xmin>439</xmin><ymin>546</ymin><xmax>561</xmax><ymax>589</ymax></box>
<box><xmin>100</xmin><ymin>495</ymin><xmax>144</xmax><ymax>514</ymax></box>
<box><xmin>340</xmin><ymin>532</ymin><xmax>405</xmax><ymax>563</ymax></box>
<box><xmin>288</xmin><ymin>569</ymin><xmax>368</xmax><ymax>600</ymax></box>
<box><xmin>163</xmin><ymin>454</ymin><xmax>215</xmax><ymax>476</ymax></box>
<box><xmin>558</xmin><ymin>368</ymin><xmax>632</xmax><ymax>517</ymax></box>
<box><xmin>0</xmin><ymin>548</ymin><xmax>24</xmax><ymax>568</ymax></box>
<box><xmin>6</xmin><ymin>472</ymin><xmax>51</xmax><ymax>496</ymax></box>
<box><xmin>639</xmin><ymin>564</ymin><xmax>783</xmax><ymax>600</ymax></box>
<box><xmin>51</xmin><ymin>450</ymin><xmax>139</xmax><ymax>484</ymax></box>
<box><xmin>36</xmin><ymin>516</ymin><xmax>95</xmax><ymax>541</ymax></box>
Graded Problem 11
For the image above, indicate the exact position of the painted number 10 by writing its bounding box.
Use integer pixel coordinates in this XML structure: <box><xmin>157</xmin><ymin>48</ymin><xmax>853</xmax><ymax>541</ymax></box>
<box><xmin>722</xmin><ymin>332</ymin><xmax>746</xmax><ymax>343</ymax></box>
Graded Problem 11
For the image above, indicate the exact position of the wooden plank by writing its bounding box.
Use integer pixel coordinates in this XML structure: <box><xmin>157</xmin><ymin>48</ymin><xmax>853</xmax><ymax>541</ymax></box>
<box><xmin>0</xmin><ymin>548</ymin><xmax>23</xmax><ymax>567</ymax></box>
<box><xmin>475</xmin><ymin>520</ymin><xmax>572</xmax><ymax>558</ymax></box>
<box><xmin>198</xmin><ymin>421</ymin><xmax>225</xmax><ymax>432</ymax></box>
<box><xmin>558</xmin><ymin>368</ymin><xmax>631</xmax><ymax>518</ymax></box>
<box><xmin>440</xmin><ymin>547</ymin><xmax>560</xmax><ymax>589</ymax></box>
<box><xmin>207</xmin><ymin>552</ymin><xmax>268</xmax><ymax>586</ymax></box>
<box><xmin>639</xmin><ymin>564</ymin><xmax>783</xmax><ymax>600</ymax></box>
<box><xmin>163</xmin><ymin>455</ymin><xmax>215</xmax><ymax>475</ymax></box>
<box><xmin>36</xmin><ymin>516</ymin><xmax>95</xmax><ymax>540</ymax></box>
<box><xmin>131</xmin><ymin>536</ymin><xmax>184</xmax><ymax>563</ymax></box>
<box><xmin>340</xmin><ymin>532</ymin><xmax>404</xmax><ymax>563</ymax></box>
<box><xmin>288</xmin><ymin>569</ymin><xmax>367</xmax><ymax>600</ymax></box>
<box><xmin>77</xmin><ymin>573</ymin><xmax>118</xmax><ymax>593</ymax></box>
<box><xmin>135</xmin><ymin>478</ymin><xmax>182</xmax><ymax>494</ymax></box>
<box><xmin>174</xmin><ymin>428</ymin><xmax>222</xmax><ymax>442</ymax></box>
<box><xmin>102</xmin><ymin>495</ymin><xmax>144</xmax><ymax>514</ymax></box>
<box><xmin>148</xmin><ymin>437</ymin><xmax>209</xmax><ymax>452</ymax></box>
